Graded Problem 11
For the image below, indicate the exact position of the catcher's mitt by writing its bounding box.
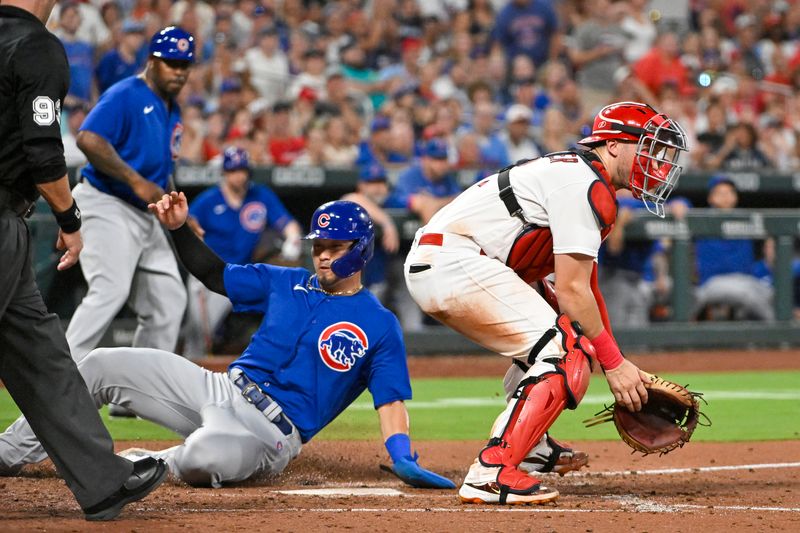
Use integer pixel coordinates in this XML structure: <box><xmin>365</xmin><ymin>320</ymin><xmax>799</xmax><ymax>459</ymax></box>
<box><xmin>583</xmin><ymin>375</ymin><xmax>709</xmax><ymax>455</ymax></box>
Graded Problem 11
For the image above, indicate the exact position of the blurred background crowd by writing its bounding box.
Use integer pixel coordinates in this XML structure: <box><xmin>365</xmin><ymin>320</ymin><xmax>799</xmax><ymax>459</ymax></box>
<box><xmin>54</xmin><ymin>0</ymin><xmax>800</xmax><ymax>174</ymax></box>
<box><xmin>47</xmin><ymin>0</ymin><xmax>800</xmax><ymax>352</ymax></box>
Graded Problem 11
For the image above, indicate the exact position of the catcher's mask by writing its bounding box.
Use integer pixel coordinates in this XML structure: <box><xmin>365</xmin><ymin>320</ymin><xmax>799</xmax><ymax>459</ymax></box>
<box><xmin>579</xmin><ymin>101</ymin><xmax>688</xmax><ymax>218</ymax></box>
<box><xmin>304</xmin><ymin>200</ymin><xmax>375</xmax><ymax>278</ymax></box>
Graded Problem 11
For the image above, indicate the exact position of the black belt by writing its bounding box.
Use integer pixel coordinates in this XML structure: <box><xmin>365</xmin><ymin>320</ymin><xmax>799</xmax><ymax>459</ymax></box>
<box><xmin>0</xmin><ymin>188</ymin><xmax>35</xmax><ymax>218</ymax></box>
<box><xmin>229</xmin><ymin>368</ymin><xmax>294</xmax><ymax>436</ymax></box>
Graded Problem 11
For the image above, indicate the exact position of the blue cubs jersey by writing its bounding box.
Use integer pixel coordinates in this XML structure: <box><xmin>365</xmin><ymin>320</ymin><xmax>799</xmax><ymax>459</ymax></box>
<box><xmin>224</xmin><ymin>264</ymin><xmax>412</xmax><ymax>443</ymax></box>
<box><xmin>80</xmin><ymin>76</ymin><xmax>182</xmax><ymax>210</ymax></box>
<box><xmin>189</xmin><ymin>184</ymin><xmax>295</xmax><ymax>264</ymax></box>
<box><xmin>384</xmin><ymin>162</ymin><xmax>461</xmax><ymax>208</ymax></box>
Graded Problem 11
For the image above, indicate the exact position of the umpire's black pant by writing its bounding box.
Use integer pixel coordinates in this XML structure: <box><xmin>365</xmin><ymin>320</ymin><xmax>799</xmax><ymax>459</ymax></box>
<box><xmin>0</xmin><ymin>210</ymin><xmax>132</xmax><ymax>509</ymax></box>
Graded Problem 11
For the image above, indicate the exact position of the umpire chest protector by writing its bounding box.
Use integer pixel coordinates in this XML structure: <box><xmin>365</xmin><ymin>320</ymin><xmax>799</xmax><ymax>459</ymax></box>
<box><xmin>500</xmin><ymin>152</ymin><xmax>618</xmax><ymax>284</ymax></box>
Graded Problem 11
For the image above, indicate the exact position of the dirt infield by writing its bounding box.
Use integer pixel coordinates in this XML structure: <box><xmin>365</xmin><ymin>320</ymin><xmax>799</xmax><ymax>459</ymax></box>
<box><xmin>2</xmin><ymin>349</ymin><xmax>800</xmax><ymax>531</ymax></box>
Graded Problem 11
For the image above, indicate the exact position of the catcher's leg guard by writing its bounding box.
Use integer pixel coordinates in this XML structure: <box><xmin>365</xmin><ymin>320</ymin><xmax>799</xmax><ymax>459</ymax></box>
<box><xmin>478</xmin><ymin>315</ymin><xmax>592</xmax><ymax>492</ymax></box>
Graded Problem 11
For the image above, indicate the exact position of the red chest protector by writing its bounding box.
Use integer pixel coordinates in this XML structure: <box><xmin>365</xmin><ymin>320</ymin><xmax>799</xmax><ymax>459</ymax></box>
<box><xmin>504</xmin><ymin>152</ymin><xmax>618</xmax><ymax>284</ymax></box>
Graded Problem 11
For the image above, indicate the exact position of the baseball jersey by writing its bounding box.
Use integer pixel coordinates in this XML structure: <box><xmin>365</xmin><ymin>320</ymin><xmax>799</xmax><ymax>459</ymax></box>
<box><xmin>384</xmin><ymin>162</ymin><xmax>461</xmax><ymax>209</ymax></box>
<box><xmin>189</xmin><ymin>184</ymin><xmax>295</xmax><ymax>264</ymax></box>
<box><xmin>422</xmin><ymin>153</ymin><xmax>612</xmax><ymax>263</ymax></box>
<box><xmin>224</xmin><ymin>264</ymin><xmax>412</xmax><ymax>443</ymax></box>
<box><xmin>80</xmin><ymin>76</ymin><xmax>182</xmax><ymax>210</ymax></box>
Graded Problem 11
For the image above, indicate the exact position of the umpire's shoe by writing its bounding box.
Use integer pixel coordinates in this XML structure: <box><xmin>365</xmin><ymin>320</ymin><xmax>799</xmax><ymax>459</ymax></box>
<box><xmin>83</xmin><ymin>457</ymin><xmax>168</xmax><ymax>521</ymax></box>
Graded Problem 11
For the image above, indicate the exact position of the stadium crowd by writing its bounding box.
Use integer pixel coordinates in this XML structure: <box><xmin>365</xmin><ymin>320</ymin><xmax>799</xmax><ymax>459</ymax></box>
<box><xmin>52</xmin><ymin>0</ymin><xmax>800</xmax><ymax>174</ymax></box>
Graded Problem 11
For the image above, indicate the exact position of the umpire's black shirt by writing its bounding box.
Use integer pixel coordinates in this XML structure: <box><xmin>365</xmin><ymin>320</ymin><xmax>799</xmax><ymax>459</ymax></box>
<box><xmin>0</xmin><ymin>6</ymin><xmax>70</xmax><ymax>203</ymax></box>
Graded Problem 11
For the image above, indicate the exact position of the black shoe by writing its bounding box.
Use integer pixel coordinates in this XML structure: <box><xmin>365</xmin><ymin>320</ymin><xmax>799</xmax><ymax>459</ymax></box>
<box><xmin>83</xmin><ymin>457</ymin><xmax>168</xmax><ymax>521</ymax></box>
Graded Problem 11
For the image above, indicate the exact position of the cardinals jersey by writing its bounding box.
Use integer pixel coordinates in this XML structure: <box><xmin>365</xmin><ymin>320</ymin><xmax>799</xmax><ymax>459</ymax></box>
<box><xmin>224</xmin><ymin>263</ymin><xmax>412</xmax><ymax>443</ymax></box>
<box><xmin>422</xmin><ymin>152</ymin><xmax>616</xmax><ymax>263</ymax></box>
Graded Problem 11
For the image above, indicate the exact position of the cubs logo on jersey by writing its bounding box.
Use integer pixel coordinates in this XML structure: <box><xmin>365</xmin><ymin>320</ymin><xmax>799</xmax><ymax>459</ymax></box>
<box><xmin>318</xmin><ymin>322</ymin><xmax>369</xmax><ymax>372</ymax></box>
<box><xmin>240</xmin><ymin>201</ymin><xmax>267</xmax><ymax>233</ymax></box>
<box><xmin>171</xmin><ymin>122</ymin><xmax>184</xmax><ymax>159</ymax></box>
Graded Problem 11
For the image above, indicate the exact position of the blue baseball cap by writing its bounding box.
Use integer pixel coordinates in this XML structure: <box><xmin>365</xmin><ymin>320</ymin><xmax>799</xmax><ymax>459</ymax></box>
<box><xmin>149</xmin><ymin>26</ymin><xmax>195</xmax><ymax>63</ymax></box>
<box><xmin>359</xmin><ymin>163</ymin><xmax>387</xmax><ymax>182</ymax></box>
<box><xmin>122</xmin><ymin>19</ymin><xmax>146</xmax><ymax>34</ymax></box>
<box><xmin>220</xmin><ymin>77</ymin><xmax>242</xmax><ymax>93</ymax></box>
<box><xmin>223</xmin><ymin>146</ymin><xmax>250</xmax><ymax>172</ymax></box>
<box><xmin>371</xmin><ymin>115</ymin><xmax>391</xmax><ymax>132</ymax></box>
<box><xmin>707</xmin><ymin>174</ymin><xmax>736</xmax><ymax>191</ymax></box>
<box><xmin>423</xmin><ymin>138</ymin><xmax>449</xmax><ymax>160</ymax></box>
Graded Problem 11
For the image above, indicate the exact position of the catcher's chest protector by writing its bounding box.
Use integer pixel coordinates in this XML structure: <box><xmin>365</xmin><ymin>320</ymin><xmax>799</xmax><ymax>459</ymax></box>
<box><xmin>506</xmin><ymin>156</ymin><xmax>618</xmax><ymax>284</ymax></box>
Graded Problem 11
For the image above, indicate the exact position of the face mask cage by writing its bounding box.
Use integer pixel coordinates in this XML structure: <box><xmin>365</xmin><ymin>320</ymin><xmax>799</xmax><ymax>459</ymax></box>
<box><xmin>632</xmin><ymin>114</ymin><xmax>688</xmax><ymax>217</ymax></box>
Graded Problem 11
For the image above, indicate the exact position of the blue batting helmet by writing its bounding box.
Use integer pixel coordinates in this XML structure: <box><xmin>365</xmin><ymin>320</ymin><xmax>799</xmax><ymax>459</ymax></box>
<box><xmin>222</xmin><ymin>146</ymin><xmax>250</xmax><ymax>172</ymax></box>
<box><xmin>149</xmin><ymin>26</ymin><xmax>195</xmax><ymax>63</ymax></box>
<box><xmin>304</xmin><ymin>201</ymin><xmax>374</xmax><ymax>278</ymax></box>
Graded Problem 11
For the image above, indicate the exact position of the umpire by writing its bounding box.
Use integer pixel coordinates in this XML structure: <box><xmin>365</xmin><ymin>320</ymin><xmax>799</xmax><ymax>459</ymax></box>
<box><xmin>0</xmin><ymin>0</ymin><xmax>166</xmax><ymax>521</ymax></box>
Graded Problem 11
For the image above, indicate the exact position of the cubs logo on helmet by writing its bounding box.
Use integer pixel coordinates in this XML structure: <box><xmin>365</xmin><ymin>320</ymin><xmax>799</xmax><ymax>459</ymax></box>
<box><xmin>317</xmin><ymin>213</ymin><xmax>331</xmax><ymax>228</ymax></box>
<box><xmin>240</xmin><ymin>202</ymin><xmax>267</xmax><ymax>233</ymax></box>
<box><xmin>318</xmin><ymin>322</ymin><xmax>369</xmax><ymax>372</ymax></box>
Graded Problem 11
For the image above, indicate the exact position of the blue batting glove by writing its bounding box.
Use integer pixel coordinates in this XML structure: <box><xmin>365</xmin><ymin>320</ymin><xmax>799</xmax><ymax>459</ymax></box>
<box><xmin>390</xmin><ymin>454</ymin><xmax>456</xmax><ymax>489</ymax></box>
<box><xmin>383</xmin><ymin>433</ymin><xmax>455</xmax><ymax>489</ymax></box>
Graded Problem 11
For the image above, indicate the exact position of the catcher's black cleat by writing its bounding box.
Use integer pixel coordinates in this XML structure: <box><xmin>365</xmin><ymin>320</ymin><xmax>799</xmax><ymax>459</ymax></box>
<box><xmin>83</xmin><ymin>457</ymin><xmax>167</xmax><ymax>521</ymax></box>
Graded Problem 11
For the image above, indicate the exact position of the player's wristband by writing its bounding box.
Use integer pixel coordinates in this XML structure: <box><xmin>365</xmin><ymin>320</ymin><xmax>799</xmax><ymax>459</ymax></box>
<box><xmin>54</xmin><ymin>199</ymin><xmax>81</xmax><ymax>234</ymax></box>
<box><xmin>385</xmin><ymin>433</ymin><xmax>412</xmax><ymax>463</ymax></box>
<box><xmin>589</xmin><ymin>329</ymin><xmax>624</xmax><ymax>371</ymax></box>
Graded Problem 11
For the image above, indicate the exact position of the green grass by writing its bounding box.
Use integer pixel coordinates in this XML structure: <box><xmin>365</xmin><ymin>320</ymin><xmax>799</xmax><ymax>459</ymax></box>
<box><xmin>1</xmin><ymin>371</ymin><xmax>798</xmax><ymax>442</ymax></box>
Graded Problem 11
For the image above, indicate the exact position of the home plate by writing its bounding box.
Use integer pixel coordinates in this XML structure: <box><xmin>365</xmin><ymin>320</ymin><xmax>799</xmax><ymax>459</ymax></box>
<box><xmin>274</xmin><ymin>488</ymin><xmax>404</xmax><ymax>497</ymax></box>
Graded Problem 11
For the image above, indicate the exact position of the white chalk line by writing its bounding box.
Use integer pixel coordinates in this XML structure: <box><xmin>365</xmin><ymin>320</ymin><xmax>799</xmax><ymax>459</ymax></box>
<box><xmin>571</xmin><ymin>461</ymin><xmax>800</xmax><ymax>477</ymax></box>
<box><xmin>346</xmin><ymin>390</ymin><xmax>800</xmax><ymax>410</ymax></box>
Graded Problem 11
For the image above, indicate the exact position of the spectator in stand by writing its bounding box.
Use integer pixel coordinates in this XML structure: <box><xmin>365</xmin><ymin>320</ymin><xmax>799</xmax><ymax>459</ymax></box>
<box><xmin>170</xmin><ymin>0</ymin><xmax>214</xmax><ymax>44</ymax></box>
<box><xmin>183</xmin><ymin>146</ymin><xmax>302</xmax><ymax>359</ymax></box>
<box><xmin>288</xmin><ymin>48</ymin><xmax>328</xmax><ymax>101</ymax></box>
<box><xmin>469</xmin><ymin>101</ymin><xmax>510</xmax><ymax>169</ymax></box>
<box><xmin>620</xmin><ymin>0</ymin><xmax>657</xmax><ymax>63</ymax></box>
<box><xmin>500</xmin><ymin>104</ymin><xmax>542</xmax><ymax>164</ymax></box>
<box><xmin>202</xmin><ymin>110</ymin><xmax>226</xmax><ymax>162</ymax></box>
<box><xmin>633</xmin><ymin>31</ymin><xmax>692</xmax><ymax>100</ymax></box>
<box><xmin>491</xmin><ymin>0</ymin><xmax>559</xmax><ymax>68</ymax></box>
<box><xmin>539</xmin><ymin>106</ymin><xmax>578</xmax><ymax>153</ymax></box>
<box><xmin>341</xmin><ymin>163</ymin><xmax>400</xmax><ymax>302</ymax></box>
<box><xmin>357</xmin><ymin>116</ymin><xmax>393</xmax><ymax>170</ymax></box>
<box><xmin>694</xmin><ymin>98</ymin><xmax>729</xmax><ymax>169</ymax></box>
<box><xmin>322</xmin><ymin>115</ymin><xmax>358</xmax><ymax>168</ymax></box>
<box><xmin>237</xmin><ymin>25</ymin><xmax>289</xmax><ymax>107</ymax></box>
<box><xmin>567</xmin><ymin>0</ymin><xmax>627</xmax><ymax>112</ymax></box>
<box><xmin>707</xmin><ymin>122</ymin><xmax>773</xmax><ymax>171</ymax></box>
<box><xmin>177</xmin><ymin>103</ymin><xmax>206</xmax><ymax>163</ymax></box>
<box><xmin>56</xmin><ymin>2</ymin><xmax>95</xmax><ymax>105</ymax></box>
<box><xmin>291</xmin><ymin>126</ymin><xmax>327</xmax><ymax>167</ymax></box>
<box><xmin>268</xmin><ymin>101</ymin><xmax>305</xmax><ymax>166</ymax></box>
<box><xmin>693</xmin><ymin>176</ymin><xmax>774</xmax><ymax>321</ymax></box>
<box><xmin>216</xmin><ymin>77</ymin><xmax>243</xmax><ymax>121</ymax></box>
<box><xmin>95</xmin><ymin>19</ymin><xmax>147</xmax><ymax>94</ymax></box>
<box><xmin>50</xmin><ymin>0</ymin><xmax>112</xmax><ymax>50</ymax></box>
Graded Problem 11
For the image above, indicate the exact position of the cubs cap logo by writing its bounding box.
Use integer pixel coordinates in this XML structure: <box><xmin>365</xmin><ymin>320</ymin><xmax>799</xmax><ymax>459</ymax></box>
<box><xmin>318</xmin><ymin>322</ymin><xmax>368</xmax><ymax>372</ymax></box>
<box><xmin>317</xmin><ymin>213</ymin><xmax>331</xmax><ymax>228</ymax></box>
<box><xmin>177</xmin><ymin>38</ymin><xmax>190</xmax><ymax>52</ymax></box>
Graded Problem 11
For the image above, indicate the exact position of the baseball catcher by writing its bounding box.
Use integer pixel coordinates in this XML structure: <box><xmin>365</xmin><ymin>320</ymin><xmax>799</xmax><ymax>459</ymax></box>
<box><xmin>405</xmin><ymin>101</ymin><xmax>688</xmax><ymax>504</ymax></box>
<box><xmin>585</xmin><ymin>374</ymin><xmax>707</xmax><ymax>455</ymax></box>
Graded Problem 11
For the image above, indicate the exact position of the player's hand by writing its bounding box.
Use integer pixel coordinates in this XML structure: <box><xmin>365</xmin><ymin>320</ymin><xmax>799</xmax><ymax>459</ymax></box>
<box><xmin>280</xmin><ymin>235</ymin><xmax>302</xmax><ymax>262</ymax></box>
<box><xmin>148</xmin><ymin>191</ymin><xmax>188</xmax><ymax>230</ymax></box>
<box><xmin>132</xmin><ymin>178</ymin><xmax>166</xmax><ymax>204</ymax></box>
<box><xmin>381</xmin><ymin>454</ymin><xmax>456</xmax><ymax>489</ymax></box>
<box><xmin>55</xmin><ymin>229</ymin><xmax>83</xmax><ymax>271</ymax></box>
<box><xmin>604</xmin><ymin>359</ymin><xmax>650</xmax><ymax>412</ymax></box>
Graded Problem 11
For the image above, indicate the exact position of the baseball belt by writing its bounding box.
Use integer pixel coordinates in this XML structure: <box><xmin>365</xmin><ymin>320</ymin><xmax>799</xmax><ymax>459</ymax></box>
<box><xmin>229</xmin><ymin>368</ymin><xmax>294</xmax><ymax>436</ymax></box>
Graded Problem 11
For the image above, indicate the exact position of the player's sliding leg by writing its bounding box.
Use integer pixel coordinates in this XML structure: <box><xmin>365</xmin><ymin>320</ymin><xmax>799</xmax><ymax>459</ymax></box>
<box><xmin>459</xmin><ymin>315</ymin><xmax>593</xmax><ymax>504</ymax></box>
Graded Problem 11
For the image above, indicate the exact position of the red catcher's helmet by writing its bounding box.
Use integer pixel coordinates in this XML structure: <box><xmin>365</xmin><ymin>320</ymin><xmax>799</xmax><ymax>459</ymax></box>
<box><xmin>578</xmin><ymin>101</ymin><xmax>688</xmax><ymax>217</ymax></box>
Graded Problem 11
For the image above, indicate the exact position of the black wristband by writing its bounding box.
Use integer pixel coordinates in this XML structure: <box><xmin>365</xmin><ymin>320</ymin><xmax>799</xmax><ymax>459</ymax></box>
<box><xmin>54</xmin><ymin>199</ymin><xmax>82</xmax><ymax>234</ymax></box>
